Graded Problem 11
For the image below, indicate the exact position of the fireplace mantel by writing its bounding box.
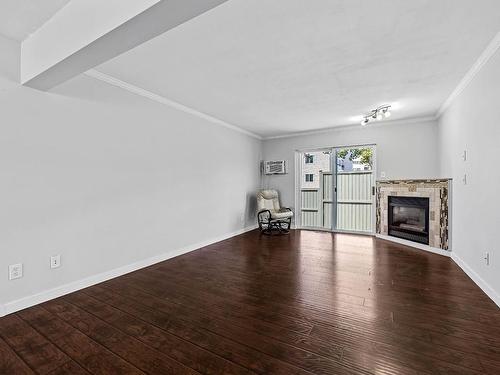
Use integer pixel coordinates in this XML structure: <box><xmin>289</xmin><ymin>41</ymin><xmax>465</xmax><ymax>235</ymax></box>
<box><xmin>376</xmin><ymin>179</ymin><xmax>451</xmax><ymax>251</ymax></box>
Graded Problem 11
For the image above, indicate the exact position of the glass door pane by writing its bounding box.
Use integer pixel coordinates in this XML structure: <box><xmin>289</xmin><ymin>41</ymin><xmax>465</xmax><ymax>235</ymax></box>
<box><xmin>334</xmin><ymin>146</ymin><xmax>374</xmax><ymax>233</ymax></box>
<box><xmin>299</xmin><ymin>150</ymin><xmax>332</xmax><ymax>229</ymax></box>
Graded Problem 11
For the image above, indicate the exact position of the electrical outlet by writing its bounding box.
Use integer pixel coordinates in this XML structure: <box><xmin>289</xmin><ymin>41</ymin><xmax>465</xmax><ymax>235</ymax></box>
<box><xmin>9</xmin><ymin>264</ymin><xmax>23</xmax><ymax>280</ymax></box>
<box><xmin>484</xmin><ymin>252</ymin><xmax>490</xmax><ymax>266</ymax></box>
<box><xmin>50</xmin><ymin>255</ymin><xmax>61</xmax><ymax>269</ymax></box>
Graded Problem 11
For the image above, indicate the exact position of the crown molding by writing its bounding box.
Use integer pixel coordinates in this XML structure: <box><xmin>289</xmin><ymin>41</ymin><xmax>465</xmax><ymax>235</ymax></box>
<box><xmin>84</xmin><ymin>69</ymin><xmax>262</xmax><ymax>140</ymax></box>
<box><xmin>263</xmin><ymin>115</ymin><xmax>437</xmax><ymax>141</ymax></box>
<box><xmin>437</xmin><ymin>31</ymin><xmax>500</xmax><ymax>118</ymax></box>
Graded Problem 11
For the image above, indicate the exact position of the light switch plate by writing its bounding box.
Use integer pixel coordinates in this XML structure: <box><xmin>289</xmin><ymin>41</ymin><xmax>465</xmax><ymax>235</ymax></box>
<box><xmin>50</xmin><ymin>255</ymin><xmax>61</xmax><ymax>269</ymax></box>
<box><xmin>484</xmin><ymin>252</ymin><xmax>490</xmax><ymax>266</ymax></box>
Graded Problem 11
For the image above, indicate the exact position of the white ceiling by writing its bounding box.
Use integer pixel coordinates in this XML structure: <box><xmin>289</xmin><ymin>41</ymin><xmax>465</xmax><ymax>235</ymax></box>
<box><xmin>0</xmin><ymin>0</ymin><xmax>70</xmax><ymax>41</ymax></box>
<box><xmin>94</xmin><ymin>0</ymin><xmax>500</xmax><ymax>137</ymax></box>
<box><xmin>1</xmin><ymin>0</ymin><xmax>499</xmax><ymax>137</ymax></box>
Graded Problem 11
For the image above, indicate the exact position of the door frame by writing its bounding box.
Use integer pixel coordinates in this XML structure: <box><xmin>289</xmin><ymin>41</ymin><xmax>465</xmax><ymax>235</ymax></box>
<box><xmin>295</xmin><ymin>143</ymin><xmax>377</xmax><ymax>234</ymax></box>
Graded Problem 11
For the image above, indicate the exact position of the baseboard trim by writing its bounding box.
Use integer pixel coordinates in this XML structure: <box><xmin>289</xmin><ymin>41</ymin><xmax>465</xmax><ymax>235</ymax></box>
<box><xmin>0</xmin><ymin>225</ymin><xmax>258</xmax><ymax>317</ymax></box>
<box><xmin>451</xmin><ymin>253</ymin><xmax>500</xmax><ymax>308</ymax></box>
<box><xmin>375</xmin><ymin>234</ymin><xmax>451</xmax><ymax>257</ymax></box>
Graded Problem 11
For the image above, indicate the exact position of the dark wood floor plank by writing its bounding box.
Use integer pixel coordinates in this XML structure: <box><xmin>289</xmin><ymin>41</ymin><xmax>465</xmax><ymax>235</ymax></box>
<box><xmin>17</xmin><ymin>306</ymin><xmax>145</xmax><ymax>375</ymax></box>
<box><xmin>146</xmin><ymin>239</ymin><xmax>492</xmax><ymax>313</ymax></box>
<box><xmin>309</xmin><ymin>323</ymin><xmax>483</xmax><ymax>375</ymax></box>
<box><xmin>0</xmin><ymin>230</ymin><xmax>499</xmax><ymax>375</ymax></box>
<box><xmin>0</xmin><ymin>336</ymin><xmax>34</xmax><ymax>375</ymax></box>
<box><xmin>98</xmin><ymin>278</ymin><xmax>422</xmax><ymax>375</ymax></box>
<box><xmin>479</xmin><ymin>357</ymin><xmax>500</xmax><ymax>375</ymax></box>
<box><xmin>150</xmin><ymin>247</ymin><xmax>499</xmax><ymax>326</ymax></box>
<box><xmin>62</xmin><ymin>292</ymin><xmax>253</xmax><ymax>375</ymax></box>
<box><xmin>116</xmin><ymin>265</ymin><xmax>488</xmax><ymax>373</ymax></box>
<box><xmin>85</xmin><ymin>285</ymin><xmax>314</xmax><ymax>375</ymax></box>
<box><xmin>95</xmin><ymin>280</ymin><xmax>343</xmax><ymax>365</ymax></box>
<box><xmin>115</xmin><ymin>276</ymin><xmax>477</xmax><ymax>375</ymax></box>
<box><xmin>114</xmin><ymin>273</ymin><xmax>316</xmax><ymax>335</ymax></box>
<box><xmin>192</xmin><ymin>239</ymin><xmax>500</xmax><ymax>328</ymax></box>
<box><xmin>46</xmin><ymin>360</ymin><xmax>90</xmax><ymax>375</ymax></box>
<box><xmin>0</xmin><ymin>314</ymin><xmax>71</xmax><ymax>374</ymax></box>
<box><xmin>42</xmin><ymin>298</ymin><xmax>200</xmax><ymax>375</ymax></box>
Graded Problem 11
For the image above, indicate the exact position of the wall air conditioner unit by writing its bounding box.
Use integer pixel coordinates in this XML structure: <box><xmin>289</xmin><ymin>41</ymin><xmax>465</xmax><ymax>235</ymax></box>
<box><xmin>263</xmin><ymin>160</ymin><xmax>287</xmax><ymax>175</ymax></box>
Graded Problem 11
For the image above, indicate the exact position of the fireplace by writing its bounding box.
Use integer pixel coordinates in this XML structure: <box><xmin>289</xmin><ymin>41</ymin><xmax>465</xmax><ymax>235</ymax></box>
<box><xmin>376</xmin><ymin>179</ymin><xmax>450</xmax><ymax>250</ymax></box>
<box><xmin>388</xmin><ymin>196</ymin><xmax>429</xmax><ymax>245</ymax></box>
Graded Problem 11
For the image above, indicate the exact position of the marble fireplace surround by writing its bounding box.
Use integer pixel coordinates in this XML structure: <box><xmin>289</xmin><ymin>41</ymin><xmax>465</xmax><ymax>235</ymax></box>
<box><xmin>376</xmin><ymin>179</ymin><xmax>451</xmax><ymax>253</ymax></box>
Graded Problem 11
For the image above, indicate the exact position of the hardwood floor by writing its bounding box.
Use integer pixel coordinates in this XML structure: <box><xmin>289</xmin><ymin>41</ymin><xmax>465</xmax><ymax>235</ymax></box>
<box><xmin>1</xmin><ymin>230</ymin><xmax>499</xmax><ymax>374</ymax></box>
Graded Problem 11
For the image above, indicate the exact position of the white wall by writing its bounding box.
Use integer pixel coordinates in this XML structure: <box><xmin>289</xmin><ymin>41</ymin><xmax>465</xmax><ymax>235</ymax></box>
<box><xmin>438</xmin><ymin>48</ymin><xmax>500</xmax><ymax>304</ymax></box>
<box><xmin>0</xmin><ymin>36</ymin><xmax>261</xmax><ymax>311</ymax></box>
<box><xmin>262</xmin><ymin>119</ymin><xmax>440</xmax><ymax>213</ymax></box>
<box><xmin>0</xmin><ymin>35</ymin><xmax>19</xmax><ymax>84</ymax></box>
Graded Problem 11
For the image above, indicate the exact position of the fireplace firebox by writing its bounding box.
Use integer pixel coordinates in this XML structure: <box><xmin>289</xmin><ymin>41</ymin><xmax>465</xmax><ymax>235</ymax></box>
<box><xmin>388</xmin><ymin>196</ymin><xmax>429</xmax><ymax>245</ymax></box>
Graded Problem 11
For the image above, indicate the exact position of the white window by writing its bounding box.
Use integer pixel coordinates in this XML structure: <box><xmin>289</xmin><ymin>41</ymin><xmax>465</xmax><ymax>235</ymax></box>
<box><xmin>305</xmin><ymin>154</ymin><xmax>314</xmax><ymax>164</ymax></box>
<box><xmin>305</xmin><ymin>174</ymin><xmax>314</xmax><ymax>182</ymax></box>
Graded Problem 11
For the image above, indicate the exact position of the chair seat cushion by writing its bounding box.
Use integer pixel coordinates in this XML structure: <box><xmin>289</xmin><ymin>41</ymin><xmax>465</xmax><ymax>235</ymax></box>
<box><xmin>270</xmin><ymin>210</ymin><xmax>293</xmax><ymax>220</ymax></box>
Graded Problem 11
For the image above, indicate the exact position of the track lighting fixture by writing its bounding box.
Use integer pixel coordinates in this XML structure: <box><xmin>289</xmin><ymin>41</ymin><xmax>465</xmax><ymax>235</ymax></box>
<box><xmin>360</xmin><ymin>105</ymin><xmax>392</xmax><ymax>126</ymax></box>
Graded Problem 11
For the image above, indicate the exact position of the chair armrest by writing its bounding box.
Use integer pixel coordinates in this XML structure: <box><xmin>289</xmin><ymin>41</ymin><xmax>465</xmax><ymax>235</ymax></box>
<box><xmin>258</xmin><ymin>209</ymin><xmax>272</xmax><ymax>220</ymax></box>
<box><xmin>280</xmin><ymin>207</ymin><xmax>292</xmax><ymax>212</ymax></box>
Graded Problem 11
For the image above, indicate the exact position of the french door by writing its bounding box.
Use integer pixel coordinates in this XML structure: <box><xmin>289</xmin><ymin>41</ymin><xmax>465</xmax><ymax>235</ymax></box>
<box><xmin>298</xmin><ymin>145</ymin><xmax>376</xmax><ymax>234</ymax></box>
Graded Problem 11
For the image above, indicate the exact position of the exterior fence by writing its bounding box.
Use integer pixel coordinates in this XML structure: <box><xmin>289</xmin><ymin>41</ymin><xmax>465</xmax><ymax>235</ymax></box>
<box><xmin>300</xmin><ymin>171</ymin><xmax>373</xmax><ymax>232</ymax></box>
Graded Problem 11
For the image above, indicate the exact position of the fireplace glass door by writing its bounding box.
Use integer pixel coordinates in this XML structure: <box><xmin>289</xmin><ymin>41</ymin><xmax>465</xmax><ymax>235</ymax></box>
<box><xmin>392</xmin><ymin>207</ymin><xmax>426</xmax><ymax>232</ymax></box>
<box><xmin>388</xmin><ymin>196</ymin><xmax>429</xmax><ymax>244</ymax></box>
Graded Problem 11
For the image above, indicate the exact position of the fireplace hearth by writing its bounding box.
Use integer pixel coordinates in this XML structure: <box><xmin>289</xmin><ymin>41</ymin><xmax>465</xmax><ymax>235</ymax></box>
<box><xmin>388</xmin><ymin>196</ymin><xmax>429</xmax><ymax>245</ymax></box>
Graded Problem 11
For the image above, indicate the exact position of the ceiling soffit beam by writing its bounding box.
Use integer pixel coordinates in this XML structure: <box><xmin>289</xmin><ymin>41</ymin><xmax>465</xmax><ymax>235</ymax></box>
<box><xmin>21</xmin><ymin>0</ymin><xmax>228</xmax><ymax>90</ymax></box>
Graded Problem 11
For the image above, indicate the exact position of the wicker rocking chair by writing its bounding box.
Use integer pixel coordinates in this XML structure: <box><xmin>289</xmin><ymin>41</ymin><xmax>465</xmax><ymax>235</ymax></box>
<box><xmin>257</xmin><ymin>189</ymin><xmax>293</xmax><ymax>234</ymax></box>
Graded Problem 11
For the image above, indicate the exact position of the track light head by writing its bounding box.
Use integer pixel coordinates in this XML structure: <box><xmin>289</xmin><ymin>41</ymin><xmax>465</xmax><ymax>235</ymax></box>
<box><xmin>359</xmin><ymin>104</ymin><xmax>392</xmax><ymax>126</ymax></box>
